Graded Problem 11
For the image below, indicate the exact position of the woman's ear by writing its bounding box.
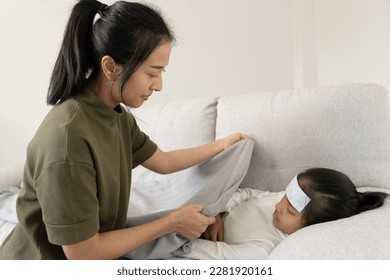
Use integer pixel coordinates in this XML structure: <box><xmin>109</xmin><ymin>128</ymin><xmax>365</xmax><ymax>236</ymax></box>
<box><xmin>101</xmin><ymin>55</ymin><xmax>122</xmax><ymax>81</ymax></box>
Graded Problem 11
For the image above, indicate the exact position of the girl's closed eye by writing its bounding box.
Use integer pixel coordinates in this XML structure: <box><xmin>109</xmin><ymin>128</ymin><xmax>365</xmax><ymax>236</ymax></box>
<box><xmin>287</xmin><ymin>205</ymin><xmax>298</xmax><ymax>215</ymax></box>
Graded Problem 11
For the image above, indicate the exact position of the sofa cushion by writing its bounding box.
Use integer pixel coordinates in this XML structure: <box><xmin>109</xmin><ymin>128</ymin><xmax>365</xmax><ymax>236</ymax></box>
<box><xmin>129</xmin><ymin>96</ymin><xmax>218</xmax><ymax>188</ymax></box>
<box><xmin>130</xmin><ymin>96</ymin><xmax>218</xmax><ymax>151</ymax></box>
<box><xmin>216</xmin><ymin>83</ymin><xmax>390</xmax><ymax>192</ymax></box>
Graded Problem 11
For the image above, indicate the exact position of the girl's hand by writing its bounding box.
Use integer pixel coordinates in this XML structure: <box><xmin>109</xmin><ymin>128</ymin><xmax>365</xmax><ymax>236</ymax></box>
<box><xmin>202</xmin><ymin>213</ymin><xmax>224</xmax><ymax>242</ymax></box>
<box><xmin>169</xmin><ymin>204</ymin><xmax>216</xmax><ymax>240</ymax></box>
<box><xmin>221</xmin><ymin>132</ymin><xmax>250</xmax><ymax>150</ymax></box>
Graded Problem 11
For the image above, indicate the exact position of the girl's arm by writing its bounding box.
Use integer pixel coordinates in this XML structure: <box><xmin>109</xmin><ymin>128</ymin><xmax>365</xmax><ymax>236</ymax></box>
<box><xmin>141</xmin><ymin>133</ymin><xmax>249</xmax><ymax>174</ymax></box>
<box><xmin>224</xmin><ymin>188</ymin><xmax>269</xmax><ymax>213</ymax></box>
<box><xmin>183</xmin><ymin>238</ymin><xmax>269</xmax><ymax>260</ymax></box>
<box><xmin>62</xmin><ymin>204</ymin><xmax>215</xmax><ymax>260</ymax></box>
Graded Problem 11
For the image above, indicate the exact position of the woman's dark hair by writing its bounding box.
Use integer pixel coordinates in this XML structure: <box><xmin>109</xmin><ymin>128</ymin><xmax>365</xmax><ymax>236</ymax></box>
<box><xmin>47</xmin><ymin>0</ymin><xmax>174</xmax><ymax>105</ymax></box>
<box><xmin>298</xmin><ymin>168</ymin><xmax>388</xmax><ymax>226</ymax></box>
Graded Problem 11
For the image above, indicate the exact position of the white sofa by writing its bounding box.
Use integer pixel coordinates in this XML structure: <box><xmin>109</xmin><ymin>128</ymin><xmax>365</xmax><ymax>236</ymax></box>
<box><xmin>1</xmin><ymin>82</ymin><xmax>390</xmax><ymax>259</ymax></box>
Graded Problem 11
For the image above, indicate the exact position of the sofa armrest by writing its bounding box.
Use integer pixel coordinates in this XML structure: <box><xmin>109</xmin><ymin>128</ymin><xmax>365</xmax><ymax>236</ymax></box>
<box><xmin>0</xmin><ymin>165</ymin><xmax>24</xmax><ymax>189</ymax></box>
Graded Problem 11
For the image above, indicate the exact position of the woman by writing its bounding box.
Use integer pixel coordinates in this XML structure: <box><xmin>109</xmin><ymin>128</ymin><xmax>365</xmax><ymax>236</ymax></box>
<box><xmin>0</xmin><ymin>0</ymin><xmax>248</xmax><ymax>259</ymax></box>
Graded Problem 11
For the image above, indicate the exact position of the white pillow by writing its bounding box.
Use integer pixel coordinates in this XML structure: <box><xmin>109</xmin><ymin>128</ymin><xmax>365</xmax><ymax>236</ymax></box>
<box><xmin>269</xmin><ymin>187</ymin><xmax>390</xmax><ymax>259</ymax></box>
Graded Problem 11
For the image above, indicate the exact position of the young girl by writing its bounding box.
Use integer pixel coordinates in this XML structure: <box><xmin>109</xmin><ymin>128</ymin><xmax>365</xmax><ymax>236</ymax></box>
<box><xmin>0</xmin><ymin>0</ymin><xmax>248</xmax><ymax>260</ymax></box>
<box><xmin>184</xmin><ymin>168</ymin><xmax>389</xmax><ymax>259</ymax></box>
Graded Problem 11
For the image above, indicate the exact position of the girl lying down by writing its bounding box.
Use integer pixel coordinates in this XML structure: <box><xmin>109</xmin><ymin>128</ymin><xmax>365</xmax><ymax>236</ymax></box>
<box><xmin>182</xmin><ymin>167</ymin><xmax>388</xmax><ymax>260</ymax></box>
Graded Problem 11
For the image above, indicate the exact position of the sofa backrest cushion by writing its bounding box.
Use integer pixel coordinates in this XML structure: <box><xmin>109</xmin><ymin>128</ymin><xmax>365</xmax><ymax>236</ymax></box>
<box><xmin>130</xmin><ymin>96</ymin><xmax>218</xmax><ymax>150</ymax></box>
<box><xmin>216</xmin><ymin>83</ymin><xmax>390</xmax><ymax>191</ymax></box>
<box><xmin>129</xmin><ymin>96</ymin><xmax>218</xmax><ymax>184</ymax></box>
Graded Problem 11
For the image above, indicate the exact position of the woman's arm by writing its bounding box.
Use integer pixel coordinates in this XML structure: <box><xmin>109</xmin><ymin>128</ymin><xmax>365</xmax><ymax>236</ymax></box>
<box><xmin>62</xmin><ymin>204</ymin><xmax>215</xmax><ymax>260</ymax></box>
<box><xmin>142</xmin><ymin>133</ymin><xmax>249</xmax><ymax>174</ymax></box>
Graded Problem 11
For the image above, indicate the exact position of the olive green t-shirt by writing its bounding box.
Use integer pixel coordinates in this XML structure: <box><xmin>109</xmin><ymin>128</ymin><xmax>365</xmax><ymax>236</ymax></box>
<box><xmin>0</xmin><ymin>90</ymin><xmax>157</xmax><ymax>259</ymax></box>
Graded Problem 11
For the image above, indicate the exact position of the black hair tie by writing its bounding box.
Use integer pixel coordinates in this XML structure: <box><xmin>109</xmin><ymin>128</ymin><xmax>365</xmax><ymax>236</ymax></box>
<box><xmin>98</xmin><ymin>3</ymin><xmax>108</xmax><ymax>16</ymax></box>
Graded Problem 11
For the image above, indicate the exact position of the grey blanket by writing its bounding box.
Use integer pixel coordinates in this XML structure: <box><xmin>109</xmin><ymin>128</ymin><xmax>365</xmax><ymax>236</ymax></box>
<box><xmin>125</xmin><ymin>140</ymin><xmax>254</xmax><ymax>259</ymax></box>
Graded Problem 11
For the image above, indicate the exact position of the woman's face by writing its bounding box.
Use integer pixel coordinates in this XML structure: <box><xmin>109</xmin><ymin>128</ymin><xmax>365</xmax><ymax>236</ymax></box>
<box><xmin>272</xmin><ymin>195</ymin><xmax>304</xmax><ymax>234</ymax></box>
<box><xmin>117</xmin><ymin>41</ymin><xmax>172</xmax><ymax>108</ymax></box>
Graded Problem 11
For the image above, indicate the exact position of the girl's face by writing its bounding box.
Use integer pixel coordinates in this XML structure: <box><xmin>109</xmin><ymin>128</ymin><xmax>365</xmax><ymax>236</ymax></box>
<box><xmin>115</xmin><ymin>41</ymin><xmax>171</xmax><ymax>108</ymax></box>
<box><xmin>272</xmin><ymin>195</ymin><xmax>305</xmax><ymax>234</ymax></box>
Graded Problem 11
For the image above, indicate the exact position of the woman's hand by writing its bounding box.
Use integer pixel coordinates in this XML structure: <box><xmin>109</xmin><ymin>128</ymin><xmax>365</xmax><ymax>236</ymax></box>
<box><xmin>202</xmin><ymin>213</ymin><xmax>224</xmax><ymax>242</ymax></box>
<box><xmin>221</xmin><ymin>132</ymin><xmax>250</xmax><ymax>150</ymax></box>
<box><xmin>168</xmin><ymin>204</ymin><xmax>216</xmax><ymax>240</ymax></box>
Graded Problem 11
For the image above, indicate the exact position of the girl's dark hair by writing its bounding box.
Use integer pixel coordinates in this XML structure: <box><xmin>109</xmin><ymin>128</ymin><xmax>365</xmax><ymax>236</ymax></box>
<box><xmin>298</xmin><ymin>168</ymin><xmax>388</xmax><ymax>226</ymax></box>
<box><xmin>47</xmin><ymin>0</ymin><xmax>174</xmax><ymax>105</ymax></box>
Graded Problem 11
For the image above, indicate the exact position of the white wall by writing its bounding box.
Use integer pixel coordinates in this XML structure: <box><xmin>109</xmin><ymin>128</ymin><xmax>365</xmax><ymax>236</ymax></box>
<box><xmin>315</xmin><ymin>0</ymin><xmax>390</xmax><ymax>90</ymax></box>
<box><xmin>145</xmin><ymin>0</ymin><xmax>295</xmax><ymax>102</ymax></box>
<box><xmin>0</xmin><ymin>0</ymin><xmax>73</xmax><ymax>168</ymax></box>
<box><xmin>1</xmin><ymin>0</ymin><xmax>389</xmax><ymax>168</ymax></box>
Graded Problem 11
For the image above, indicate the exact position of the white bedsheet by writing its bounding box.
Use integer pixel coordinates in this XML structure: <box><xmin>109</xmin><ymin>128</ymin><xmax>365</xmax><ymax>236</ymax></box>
<box><xmin>0</xmin><ymin>219</ymin><xmax>16</xmax><ymax>245</ymax></box>
<box><xmin>0</xmin><ymin>164</ymin><xmax>22</xmax><ymax>246</ymax></box>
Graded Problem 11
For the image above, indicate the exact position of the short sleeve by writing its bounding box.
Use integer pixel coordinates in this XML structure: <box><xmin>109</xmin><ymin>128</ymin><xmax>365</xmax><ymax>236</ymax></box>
<box><xmin>127</xmin><ymin>114</ymin><xmax>157</xmax><ymax>167</ymax></box>
<box><xmin>34</xmin><ymin>162</ymin><xmax>99</xmax><ymax>245</ymax></box>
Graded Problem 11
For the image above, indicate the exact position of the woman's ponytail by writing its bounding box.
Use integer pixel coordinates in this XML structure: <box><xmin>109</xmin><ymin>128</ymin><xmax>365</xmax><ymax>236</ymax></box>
<box><xmin>358</xmin><ymin>191</ymin><xmax>389</xmax><ymax>212</ymax></box>
<box><xmin>47</xmin><ymin>0</ymin><xmax>102</xmax><ymax>105</ymax></box>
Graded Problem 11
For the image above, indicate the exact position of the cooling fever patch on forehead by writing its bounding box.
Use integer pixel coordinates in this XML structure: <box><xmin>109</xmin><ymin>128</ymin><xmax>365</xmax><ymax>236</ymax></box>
<box><xmin>285</xmin><ymin>175</ymin><xmax>311</xmax><ymax>213</ymax></box>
